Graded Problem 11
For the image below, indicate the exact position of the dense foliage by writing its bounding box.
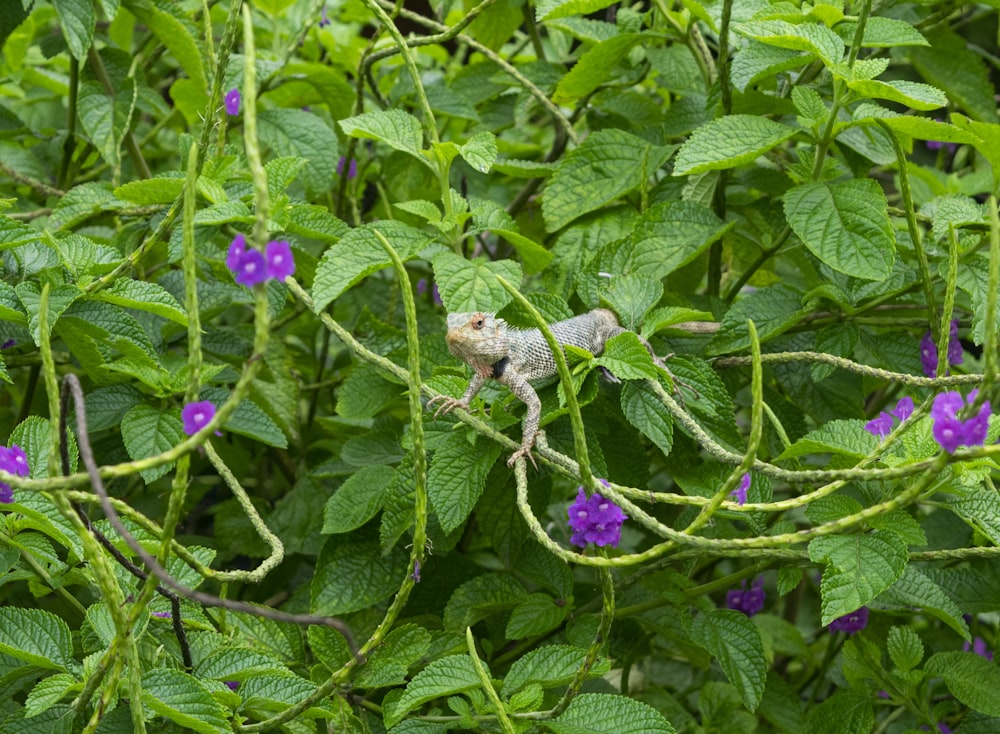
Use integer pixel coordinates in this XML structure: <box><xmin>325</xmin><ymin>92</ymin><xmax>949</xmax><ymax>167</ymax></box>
<box><xmin>2</xmin><ymin>0</ymin><xmax>1000</xmax><ymax>732</ymax></box>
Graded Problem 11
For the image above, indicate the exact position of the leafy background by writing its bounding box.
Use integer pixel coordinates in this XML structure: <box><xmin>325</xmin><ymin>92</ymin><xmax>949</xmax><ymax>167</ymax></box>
<box><xmin>1</xmin><ymin>0</ymin><xmax>1000</xmax><ymax>732</ymax></box>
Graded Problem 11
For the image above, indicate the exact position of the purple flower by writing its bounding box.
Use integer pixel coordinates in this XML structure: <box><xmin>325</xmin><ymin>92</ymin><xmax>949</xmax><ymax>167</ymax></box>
<box><xmin>726</xmin><ymin>577</ymin><xmax>765</xmax><ymax>616</ymax></box>
<box><xmin>864</xmin><ymin>412</ymin><xmax>894</xmax><ymax>441</ymax></box>
<box><xmin>226</xmin><ymin>234</ymin><xmax>246</xmax><ymax>271</ymax></box>
<box><xmin>938</xmin><ymin>724</ymin><xmax>952</xmax><ymax>734</ymax></box>
<box><xmin>152</xmin><ymin>611</ymin><xmax>171</xmax><ymax>619</ymax></box>
<box><xmin>729</xmin><ymin>473</ymin><xmax>751</xmax><ymax>505</ymax></box>
<box><xmin>926</xmin><ymin>139</ymin><xmax>958</xmax><ymax>155</ymax></box>
<box><xmin>0</xmin><ymin>484</ymin><xmax>11</xmax><ymax>504</ymax></box>
<box><xmin>233</xmin><ymin>248</ymin><xmax>268</xmax><ymax>287</ymax></box>
<box><xmin>890</xmin><ymin>396</ymin><xmax>914</xmax><ymax>422</ymax></box>
<box><xmin>318</xmin><ymin>2</ymin><xmax>331</xmax><ymax>26</ymax></box>
<box><xmin>265</xmin><ymin>240</ymin><xmax>295</xmax><ymax>280</ymax></box>
<box><xmin>224</xmin><ymin>88</ymin><xmax>241</xmax><ymax>116</ymax></box>
<box><xmin>410</xmin><ymin>560</ymin><xmax>421</xmax><ymax>583</ymax></box>
<box><xmin>828</xmin><ymin>606</ymin><xmax>869</xmax><ymax>635</ymax></box>
<box><xmin>416</xmin><ymin>279</ymin><xmax>442</xmax><ymax>306</ymax></box>
<box><xmin>567</xmin><ymin>486</ymin><xmax>627</xmax><ymax>548</ymax></box>
<box><xmin>963</xmin><ymin>636</ymin><xmax>994</xmax><ymax>661</ymax></box>
<box><xmin>225</xmin><ymin>681</ymin><xmax>240</xmax><ymax>690</ymax></box>
<box><xmin>0</xmin><ymin>339</ymin><xmax>14</xmax><ymax>349</ymax></box>
<box><xmin>181</xmin><ymin>401</ymin><xmax>216</xmax><ymax>436</ymax></box>
<box><xmin>0</xmin><ymin>445</ymin><xmax>30</xmax><ymax>477</ymax></box>
<box><xmin>931</xmin><ymin>391</ymin><xmax>992</xmax><ymax>453</ymax></box>
<box><xmin>920</xmin><ymin>320</ymin><xmax>963</xmax><ymax>377</ymax></box>
<box><xmin>337</xmin><ymin>157</ymin><xmax>358</xmax><ymax>179</ymax></box>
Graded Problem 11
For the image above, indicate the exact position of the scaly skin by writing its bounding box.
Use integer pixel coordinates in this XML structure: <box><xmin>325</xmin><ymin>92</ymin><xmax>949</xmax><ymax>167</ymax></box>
<box><xmin>427</xmin><ymin>309</ymin><xmax>668</xmax><ymax>467</ymax></box>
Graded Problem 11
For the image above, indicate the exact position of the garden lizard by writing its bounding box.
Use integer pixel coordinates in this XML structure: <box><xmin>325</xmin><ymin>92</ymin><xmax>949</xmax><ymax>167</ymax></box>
<box><xmin>427</xmin><ymin>309</ymin><xmax>672</xmax><ymax>468</ymax></box>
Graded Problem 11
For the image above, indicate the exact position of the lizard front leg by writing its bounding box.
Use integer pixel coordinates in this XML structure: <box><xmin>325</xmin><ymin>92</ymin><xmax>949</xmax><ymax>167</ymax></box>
<box><xmin>426</xmin><ymin>372</ymin><xmax>487</xmax><ymax>417</ymax></box>
<box><xmin>498</xmin><ymin>368</ymin><xmax>541</xmax><ymax>468</ymax></box>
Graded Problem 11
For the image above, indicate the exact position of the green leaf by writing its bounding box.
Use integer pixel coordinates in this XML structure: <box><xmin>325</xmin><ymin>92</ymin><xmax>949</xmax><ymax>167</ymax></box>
<box><xmin>52</xmin><ymin>0</ymin><xmax>95</xmax><ymax>59</ymax></box>
<box><xmin>15</xmin><ymin>283</ymin><xmax>82</xmax><ymax>346</ymax></box>
<box><xmin>311</xmin><ymin>537</ymin><xmax>408</xmax><ymax>615</ymax></box>
<box><xmin>543</xmin><ymin>129</ymin><xmax>671</xmax><ymax>231</ymax></box>
<box><xmin>335</xmin><ymin>365</ymin><xmax>404</xmax><ymax>419</ymax></box>
<box><xmin>805</xmin><ymin>690</ymin><xmax>873</xmax><ymax>734</ymax></box>
<box><xmin>690</xmin><ymin>609</ymin><xmax>766</xmax><ymax>711</ymax></box>
<box><xmin>193</xmin><ymin>648</ymin><xmax>287</xmax><ymax>680</ymax></box>
<box><xmin>0</xmin><ymin>214</ymin><xmax>41</xmax><ymax>251</ymax></box>
<box><xmin>12</xmin><ymin>415</ymin><xmax>78</xmax><ymax>481</ymax></box>
<box><xmin>307</xmin><ymin>626</ymin><xmax>352</xmax><ymax>671</ymax></box>
<box><xmin>122</xmin><ymin>0</ymin><xmax>206</xmax><ymax>89</ymax></box>
<box><xmin>312</xmin><ymin>221</ymin><xmax>433</xmax><ymax>311</ymax></box>
<box><xmin>621</xmin><ymin>381</ymin><xmax>673</xmax><ymax>457</ymax></box>
<box><xmin>776</xmin><ymin>420</ymin><xmax>873</xmax><ymax>462</ymax></box>
<box><xmin>674</xmin><ymin>115</ymin><xmax>797</xmax><ymax>176</ymax></box>
<box><xmin>283</xmin><ymin>204</ymin><xmax>350</xmax><ymax>243</ymax></box>
<box><xmin>339</xmin><ymin>109</ymin><xmax>424</xmax><ymax>160</ymax></box>
<box><xmin>553</xmin><ymin>34</ymin><xmax>649</xmax><ymax>104</ymax></box>
<box><xmin>357</xmin><ymin>624</ymin><xmax>432</xmax><ymax>689</ymax></box>
<box><xmin>0</xmin><ymin>608</ymin><xmax>74</xmax><ymax>671</ymax></box>
<box><xmin>93</xmin><ymin>279</ymin><xmax>188</xmax><ymax>326</ymax></box>
<box><xmin>536</xmin><ymin>0</ymin><xmax>617</xmax><ymax>21</ymax></box>
<box><xmin>705</xmin><ymin>284</ymin><xmax>803</xmax><ymax>356</ymax></box>
<box><xmin>459</xmin><ymin>131</ymin><xmax>497</xmax><ymax>173</ymax></box>
<box><xmin>546</xmin><ymin>693</ymin><xmax>677</xmax><ymax>734</ymax></box>
<box><xmin>809</xmin><ymin>532</ymin><xmax>908</xmax><ymax>624</ymax></box>
<box><xmin>24</xmin><ymin>673</ymin><xmax>79</xmax><ymax>717</ymax></box>
<box><xmin>506</xmin><ymin>593</ymin><xmax>569</xmax><ymax>639</ymax></box>
<box><xmin>385</xmin><ymin>655</ymin><xmax>481</xmax><ymax>728</ymax></box>
<box><xmin>258</xmin><ymin>109</ymin><xmax>339</xmax><ymax>196</ymax></box>
<box><xmin>141</xmin><ymin>668</ymin><xmax>230</xmax><ymax>734</ymax></box>
<box><xmin>909</xmin><ymin>27</ymin><xmax>996</xmax><ymax>122</ymax></box>
<box><xmin>925</xmin><ymin>652</ymin><xmax>1000</xmax><ymax>716</ymax></box>
<box><xmin>322</xmin><ymin>465</ymin><xmax>395</xmax><ymax>534</ymax></box>
<box><xmin>469</xmin><ymin>197</ymin><xmax>553</xmax><ymax>274</ymax></box>
<box><xmin>950</xmin><ymin>486</ymin><xmax>1000</xmax><ymax>545</ymax></box>
<box><xmin>629</xmin><ymin>200</ymin><xmax>732</xmax><ymax>278</ymax></box>
<box><xmin>840</xmin><ymin>16</ymin><xmax>929</xmax><ymax>48</ymax></box>
<box><xmin>47</xmin><ymin>182</ymin><xmax>119</xmax><ymax>230</ymax></box>
<box><xmin>886</xmin><ymin>626</ymin><xmax>923</xmax><ymax>673</ymax></box>
<box><xmin>503</xmin><ymin>646</ymin><xmax>609</xmax><ymax>697</ymax></box>
<box><xmin>593</xmin><ymin>332</ymin><xmax>660</xmax><ymax>381</ymax></box>
<box><xmin>77</xmin><ymin>78</ymin><xmax>135</xmax><ymax>170</ymax></box>
<box><xmin>0</xmin><ymin>705</ymin><xmax>75</xmax><ymax>734</ymax></box>
<box><xmin>736</xmin><ymin>20</ymin><xmax>844</xmax><ymax>66</ymax></box>
<box><xmin>845</xmin><ymin>79</ymin><xmax>946</xmax><ymax>110</ymax></box>
<box><xmin>432</xmin><ymin>251</ymin><xmax>523</xmax><ymax>313</ymax></box>
<box><xmin>602</xmin><ymin>275</ymin><xmax>661</xmax><ymax>331</ymax></box>
<box><xmin>784</xmin><ymin>179</ymin><xmax>894</xmax><ymax>280</ymax></box>
<box><xmin>731</xmin><ymin>41</ymin><xmax>809</xmax><ymax>92</ymax></box>
<box><xmin>443</xmin><ymin>573</ymin><xmax>526</xmax><ymax>632</ymax></box>
<box><xmin>428</xmin><ymin>433</ymin><xmax>501</xmax><ymax>534</ymax></box>
<box><xmin>879</xmin><ymin>566</ymin><xmax>970</xmax><ymax>640</ymax></box>
<box><xmin>120</xmin><ymin>403</ymin><xmax>183</xmax><ymax>484</ymax></box>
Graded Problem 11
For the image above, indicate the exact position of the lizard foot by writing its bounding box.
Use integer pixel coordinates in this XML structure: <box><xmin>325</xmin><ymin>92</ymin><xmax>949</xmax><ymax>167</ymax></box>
<box><xmin>426</xmin><ymin>395</ymin><xmax>468</xmax><ymax>418</ymax></box>
<box><xmin>507</xmin><ymin>445</ymin><xmax>539</xmax><ymax>470</ymax></box>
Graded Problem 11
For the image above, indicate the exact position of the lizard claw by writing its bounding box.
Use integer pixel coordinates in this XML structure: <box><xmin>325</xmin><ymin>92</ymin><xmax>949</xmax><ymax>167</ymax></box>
<box><xmin>426</xmin><ymin>395</ymin><xmax>468</xmax><ymax>418</ymax></box>
<box><xmin>507</xmin><ymin>445</ymin><xmax>538</xmax><ymax>470</ymax></box>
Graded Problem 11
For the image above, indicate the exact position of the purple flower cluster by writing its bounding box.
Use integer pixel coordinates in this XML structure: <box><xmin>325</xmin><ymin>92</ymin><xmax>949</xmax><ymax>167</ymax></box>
<box><xmin>726</xmin><ymin>577</ymin><xmax>765</xmax><ymax>616</ymax></box>
<box><xmin>318</xmin><ymin>2</ymin><xmax>331</xmax><ymax>27</ymax></box>
<box><xmin>864</xmin><ymin>396</ymin><xmax>914</xmax><ymax>441</ymax></box>
<box><xmin>337</xmin><ymin>156</ymin><xmax>357</xmax><ymax>179</ymax></box>
<box><xmin>920</xmin><ymin>320</ymin><xmax>963</xmax><ymax>377</ymax></box>
<box><xmin>227</xmin><ymin>235</ymin><xmax>296</xmax><ymax>287</ymax></box>
<box><xmin>931</xmin><ymin>391</ymin><xmax>990</xmax><ymax>453</ymax></box>
<box><xmin>416</xmin><ymin>279</ymin><xmax>442</xmax><ymax>306</ymax></box>
<box><xmin>964</xmin><ymin>636</ymin><xmax>994</xmax><ymax>661</ymax></box>
<box><xmin>0</xmin><ymin>444</ymin><xmax>28</xmax><ymax>503</ymax></box>
<box><xmin>567</xmin><ymin>483</ymin><xmax>627</xmax><ymax>548</ymax></box>
<box><xmin>182</xmin><ymin>401</ymin><xmax>217</xmax><ymax>437</ymax></box>
<box><xmin>224</xmin><ymin>88</ymin><xmax>241</xmax><ymax>116</ymax></box>
<box><xmin>729</xmin><ymin>473</ymin><xmax>751</xmax><ymax>505</ymax></box>
<box><xmin>828</xmin><ymin>606</ymin><xmax>869</xmax><ymax>635</ymax></box>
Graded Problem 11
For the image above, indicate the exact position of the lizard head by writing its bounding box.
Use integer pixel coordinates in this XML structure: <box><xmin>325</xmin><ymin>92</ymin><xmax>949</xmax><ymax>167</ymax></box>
<box><xmin>445</xmin><ymin>312</ymin><xmax>509</xmax><ymax>377</ymax></box>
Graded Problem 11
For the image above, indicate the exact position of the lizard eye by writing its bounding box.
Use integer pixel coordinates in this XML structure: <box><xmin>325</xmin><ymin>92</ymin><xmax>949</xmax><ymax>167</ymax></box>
<box><xmin>472</xmin><ymin>316</ymin><xmax>485</xmax><ymax>329</ymax></box>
